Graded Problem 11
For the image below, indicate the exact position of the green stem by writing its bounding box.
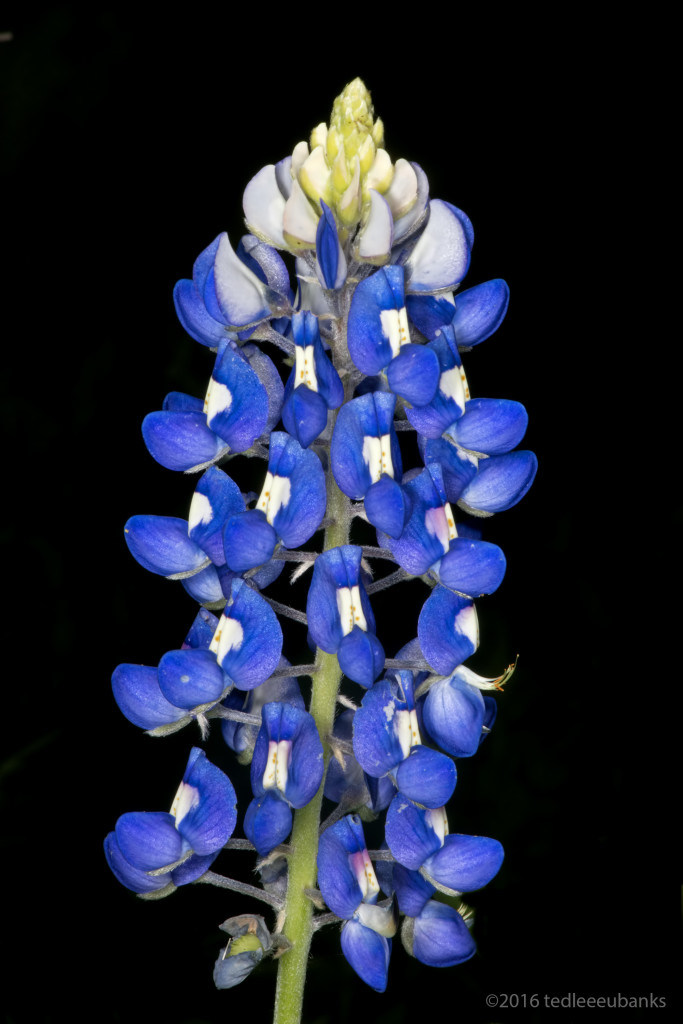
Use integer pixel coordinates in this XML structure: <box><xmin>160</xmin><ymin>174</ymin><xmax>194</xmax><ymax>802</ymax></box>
<box><xmin>272</xmin><ymin>451</ymin><xmax>350</xmax><ymax>1024</ymax></box>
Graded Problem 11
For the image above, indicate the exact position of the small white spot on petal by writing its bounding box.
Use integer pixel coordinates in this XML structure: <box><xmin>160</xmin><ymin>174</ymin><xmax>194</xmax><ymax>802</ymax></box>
<box><xmin>336</xmin><ymin>585</ymin><xmax>367</xmax><ymax>636</ymax></box>
<box><xmin>188</xmin><ymin>491</ymin><xmax>213</xmax><ymax>533</ymax></box>
<box><xmin>216</xmin><ymin>616</ymin><xmax>245</xmax><ymax>662</ymax></box>
<box><xmin>170</xmin><ymin>781</ymin><xmax>199</xmax><ymax>826</ymax></box>
<box><xmin>206</xmin><ymin>380</ymin><xmax>233</xmax><ymax>424</ymax></box>
<box><xmin>379</xmin><ymin>307</ymin><xmax>410</xmax><ymax>359</ymax></box>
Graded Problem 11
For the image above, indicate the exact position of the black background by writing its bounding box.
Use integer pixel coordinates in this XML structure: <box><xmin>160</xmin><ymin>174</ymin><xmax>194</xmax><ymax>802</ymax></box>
<box><xmin>1</xmin><ymin>8</ymin><xmax>679</xmax><ymax>1023</ymax></box>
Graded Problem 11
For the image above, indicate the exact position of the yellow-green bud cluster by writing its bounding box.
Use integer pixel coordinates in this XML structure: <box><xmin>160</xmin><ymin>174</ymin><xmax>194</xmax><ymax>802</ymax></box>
<box><xmin>286</xmin><ymin>78</ymin><xmax>397</xmax><ymax>241</ymax></box>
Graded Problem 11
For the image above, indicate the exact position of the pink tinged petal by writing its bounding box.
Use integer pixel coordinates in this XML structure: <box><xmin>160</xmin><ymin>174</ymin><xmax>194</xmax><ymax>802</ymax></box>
<box><xmin>404</xmin><ymin>199</ymin><xmax>471</xmax><ymax>294</ymax></box>
<box><xmin>243</xmin><ymin>165</ymin><xmax>287</xmax><ymax>248</ymax></box>
<box><xmin>356</xmin><ymin>190</ymin><xmax>394</xmax><ymax>264</ymax></box>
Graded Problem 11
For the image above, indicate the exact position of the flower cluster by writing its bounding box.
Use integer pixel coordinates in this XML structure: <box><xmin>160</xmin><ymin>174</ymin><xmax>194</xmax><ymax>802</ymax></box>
<box><xmin>105</xmin><ymin>79</ymin><xmax>536</xmax><ymax>1004</ymax></box>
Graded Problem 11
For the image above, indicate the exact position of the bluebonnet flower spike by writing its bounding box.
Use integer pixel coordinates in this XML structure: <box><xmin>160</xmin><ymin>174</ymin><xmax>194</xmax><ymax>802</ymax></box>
<box><xmin>107</xmin><ymin>76</ymin><xmax>536</xmax><ymax>1011</ymax></box>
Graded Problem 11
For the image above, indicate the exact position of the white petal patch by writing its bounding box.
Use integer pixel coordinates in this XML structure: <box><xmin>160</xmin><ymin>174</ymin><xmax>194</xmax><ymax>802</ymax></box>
<box><xmin>439</xmin><ymin>367</ymin><xmax>466</xmax><ymax>409</ymax></box>
<box><xmin>362</xmin><ymin>434</ymin><xmax>394</xmax><ymax>483</ymax></box>
<box><xmin>256</xmin><ymin>471</ymin><xmax>292</xmax><ymax>524</ymax></box>
<box><xmin>395</xmin><ymin>708</ymin><xmax>422</xmax><ymax>759</ymax></box>
<box><xmin>212</xmin><ymin>615</ymin><xmax>245</xmax><ymax>662</ymax></box>
<box><xmin>170</xmin><ymin>781</ymin><xmax>199</xmax><ymax>827</ymax></box>
<box><xmin>188</xmin><ymin>491</ymin><xmax>213</xmax><ymax>533</ymax></box>
<box><xmin>336</xmin><ymin>585</ymin><xmax>367</xmax><ymax>636</ymax></box>
<box><xmin>454</xmin><ymin>602</ymin><xmax>479</xmax><ymax>648</ymax></box>
<box><xmin>426</xmin><ymin>806</ymin><xmax>448</xmax><ymax>845</ymax></box>
<box><xmin>350</xmin><ymin>849</ymin><xmax>380</xmax><ymax>903</ymax></box>
<box><xmin>262</xmin><ymin>739</ymin><xmax>292</xmax><ymax>793</ymax></box>
<box><xmin>206</xmin><ymin>379</ymin><xmax>233</xmax><ymax>425</ymax></box>
<box><xmin>379</xmin><ymin>307</ymin><xmax>410</xmax><ymax>359</ymax></box>
<box><xmin>294</xmin><ymin>344</ymin><xmax>318</xmax><ymax>391</ymax></box>
<box><xmin>459</xmin><ymin>366</ymin><xmax>471</xmax><ymax>401</ymax></box>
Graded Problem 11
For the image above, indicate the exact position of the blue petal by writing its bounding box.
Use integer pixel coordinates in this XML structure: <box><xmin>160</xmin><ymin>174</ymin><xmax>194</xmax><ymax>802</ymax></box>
<box><xmin>385</xmin><ymin>464</ymin><xmax>453</xmax><ymax>575</ymax></box>
<box><xmin>395</xmin><ymin>747</ymin><xmax>457</xmax><ymax>808</ymax></box>
<box><xmin>173</xmin><ymin>278</ymin><xmax>229</xmax><ymax>347</ymax></box>
<box><xmin>451</xmin><ymin>279</ymin><xmax>509</xmax><ymax>348</ymax></box>
<box><xmin>243</xmin><ymin>791</ymin><xmax>293</xmax><ymax>856</ymax></box>
<box><xmin>181</xmin><ymin>564</ymin><xmax>225</xmax><ymax>604</ymax></box>
<box><xmin>364</xmin><ymin>476</ymin><xmax>408</xmax><ymax>538</ymax></box>
<box><xmin>421</xmin><ymin>438</ymin><xmax>478</xmax><ymax>503</ymax></box>
<box><xmin>437</xmin><ymin>539</ymin><xmax>506</xmax><ymax>596</ymax></box>
<box><xmin>340</xmin><ymin>921</ymin><xmax>391</xmax><ymax>992</ymax></box>
<box><xmin>157</xmin><ymin>649</ymin><xmax>228</xmax><ymax>709</ymax></box>
<box><xmin>352</xmin><ymin>676</ymin><xmax>407</xmax><ymax>778</ymax></box>
<box><xmin>412</xmin><ymin>901</ymin><xmax>476</xmax><ymax>966</ymax></box>
<box><xmin>459</xmin><ymin>451</ymin><xmax>538</xmax><ymax>514</ymax></box>
<box><xmin>223</xmin><ymin>511</ymin><xmax>277</xmax><ymax>572</ymax></box>
<box><xmin>405</xmin><ymin>329</ymin><xmax>466</xmax><ymax>437</ymax></box>
<box><xmin>213</xmin><ymin>578</ymin><xmax>282</xmax><ymax>689</ymax></box>
<box><xmin>418</xmin><ymin>587</ymin><xmax>479</xmax><ymax>675</ymax></box>
<box><xmin>384</xmin><ymin>795</ymin><xmax>443</xmax><ymax>870</ymax></box>
<box><xmin>104</xmin><ymin>832</ymin><xmax>171</xmax><ymax>894</ymax></box>
<box><xmin>171</xmin><ymin>852</ymin><xmax>218</xmax><ymax>886</ymax></box>
<box><xmin>338</xmin><ymin>627</ymin><xmax>385</xmax><ymax>688</ymax></box>
<box><xmin>405</xmin><ymin>293</ymin><xmax>456</xmax><ymax>341</ymax></box>
<box><xmin>237</xmin><ymin>235</ymin><xmax>292</xmax><ymax>300</ymax></box>
<box><xmin>386</xmin><ymin>344</ymin><xmax>440</xmax><ymax>407</ymax></box>
<box><xmin>124</xmin><ymin>516</ymin><xmax>206</xmax><ymax>577</ymax></box>
<box><xmin>306</xmin><ymin>547</ymin><xmax>375</xmax><ymax>653</ymax></box>
<box><xmin>222</xmin><ymin>661</ymin><xmax>305</xmax><ymax>761</ymax></box>
<box><xmin>404</xmin><ymin>200</ymin><xmax>470</xmax><ymax>293</ymax></box>
<box><xmin>316</xmin><ymin>200</ymin><xmax>347</xmax><ymax>289</ymax></box>
<box><xmin>251</xmin><ymin>703</ymin><xmax>323</xmax><ymax>808</ymax></box>
<box><xmin>183</xmin><ymin>607</ymin><xmax>220</xmax><ymax>650</ymax></box>
<box><xmin>206</xmin><ymin>344</ymin><xmax>269</xmax><ymax>451</ymax></box>
<box><xmin>317</xmin><ymin>815</ymin><xmax>367</xmax><ymax>919</ymax></box>
<box><xmin>115</xmin><ymin>811</ymin><xmax>183</xmax><ymax>872</ymax></box>
<box><xmin>392</xmin><ymin>863</ymin><xmax>435</xmax><ymax>918</ymax></box>
<box><xmin>142</xmin><ymin>410</ymin><xmax>226</xmax><ymax>473</ymax></box>
<box><xmin>347</xmin><ymin>266</ymin><xmax>407</xmax><ymax>375</ymax></box>
<box><xmin>282</xmin><ymin>384</ymin><xmax>329</xmax><ymax>449</ymax></box>
<box><xmin>447</xmin><ymin>398</ymin><xmax>527</xmax><ymax>455</ymax></box>
<box><xmin>422</xmin><ymin>673</ymin><xmax>486</xmax><ymax>758</ymax></box>
<box><xmin>188</xmin><ymin>467</ymin><xmax>245</xmax><ymax>566</ymax></box>
<box><xmin>263</xmin><ymin>433</ymin><xmax>327</xmax><ymax>550</ymax></box>
<box><xmin>111</xmin><ymin>664</ymin><xmax>187</xmax><ymax>730</ymax></box>
<box><xmin>331</xmin><ymin>392</ymin><xmax>401</xmax><ymax>501</ymax></box>
<box><xmin>243</xmin><ymin>344</ymin><xmax>286</xmax><ymax>434</ymax></box>
<box><xmin>423</xmin><ymin>834</ymin><xmax>504</xmax><ymax>892</ymax></box>
<box><xmin>175</xmin><ymin>748</ymin><xmax>238</xmax><ymax>855</ymax></box>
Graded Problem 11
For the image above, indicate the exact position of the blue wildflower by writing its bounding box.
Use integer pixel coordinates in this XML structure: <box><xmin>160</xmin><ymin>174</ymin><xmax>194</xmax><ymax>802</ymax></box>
<box><xmin>317</xmin><ymin>815</ymin><xmax>397</xmax><ymax>991</ymax></box>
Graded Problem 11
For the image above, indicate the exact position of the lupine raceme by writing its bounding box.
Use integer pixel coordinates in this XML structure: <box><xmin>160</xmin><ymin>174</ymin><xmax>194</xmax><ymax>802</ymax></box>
<box><xmin>105</xmin><ymin>78</ymin><xmax>537</xmax><ymax>1023</ymax></box>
